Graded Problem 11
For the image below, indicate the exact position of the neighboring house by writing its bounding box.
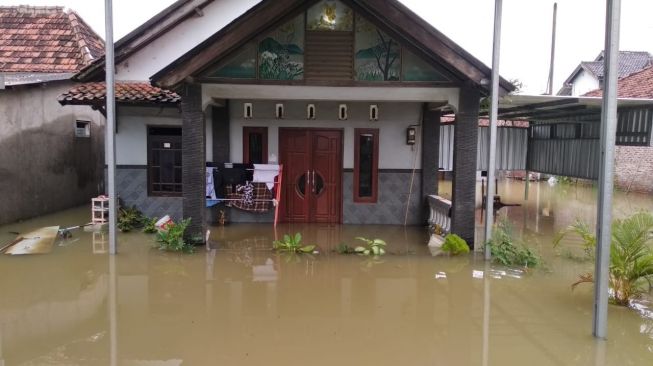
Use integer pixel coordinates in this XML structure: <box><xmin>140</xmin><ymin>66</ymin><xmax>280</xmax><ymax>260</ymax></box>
<box><xmin>60</xmin><ymin>0</ymin><xmax>514</xmax><ymax>246</ymax></box>
<box><xmin>584</xmin><ymin>66</ymin><xmax>653</xmax><ymax>194</ymax></box>
<box><xmin>557</xmin><ymin>51</ymin><xmax>653</xmax><ymax>96</ymax></box>
<box><xmin>0</xmin><ymin>6</ymin><xmax>105</xmax><ymax>225</ymax></box>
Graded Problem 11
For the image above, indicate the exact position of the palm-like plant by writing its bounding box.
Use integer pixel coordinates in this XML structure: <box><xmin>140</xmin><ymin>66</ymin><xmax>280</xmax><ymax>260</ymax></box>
<box><xmin>553</xmin><ymin>219</ymin><xmax>596</xmax><ymax>259</ymax></box>
<box><xmin>555</xmin><ymin>212</ymin><xmax>653</xmax><ymax>306</ymax></box>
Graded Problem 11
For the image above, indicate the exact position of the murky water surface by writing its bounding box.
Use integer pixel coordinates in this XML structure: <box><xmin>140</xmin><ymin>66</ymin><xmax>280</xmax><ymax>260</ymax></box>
<box><xmin>1</xmin><ymin>181</ymin><xmax>652</xmax><ymax>365</ymax></box>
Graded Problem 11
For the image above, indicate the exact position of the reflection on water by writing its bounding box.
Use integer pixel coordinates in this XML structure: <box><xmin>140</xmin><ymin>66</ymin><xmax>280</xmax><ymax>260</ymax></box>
<box><xmin>0</xmin><ymin>181</ymin><xmax>652</xmax><ymax>365</ymax></box>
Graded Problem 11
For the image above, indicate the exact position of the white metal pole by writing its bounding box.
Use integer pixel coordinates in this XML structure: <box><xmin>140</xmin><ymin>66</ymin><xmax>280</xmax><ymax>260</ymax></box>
<box><xmin>109</xmin><ymin>254</ymin><xmax>118</xmax><ymax>366</ymax></box>
<box><xmin>484</xmin><ymin>0</ymin><xmax>503</xmax><ymax>260</ymax></box>
<box><xmin>594</xmin><ymin>0</ymin><xmax>620</xmax><ymax>340</ymax></box>
<box><xmin>105</xmin><ymin>0</ymin><xmax>117</xmax><ymax>255</ymax></box>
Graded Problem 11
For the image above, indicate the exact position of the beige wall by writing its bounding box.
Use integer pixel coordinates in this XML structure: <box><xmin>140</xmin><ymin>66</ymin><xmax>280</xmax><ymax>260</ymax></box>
<box><xmin>229</xmin><ymin>100</ymin><xmax>424</xmax><ymax>169</ymax></box>
<box><xmin>0</xmin><ymin>81</ymin><xmax>105</xmax><ymax>224</ymax></box>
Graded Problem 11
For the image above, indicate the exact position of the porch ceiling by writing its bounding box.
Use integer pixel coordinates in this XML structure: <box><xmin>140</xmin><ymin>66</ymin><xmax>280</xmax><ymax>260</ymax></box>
<box><xmin>201</xmin><ymin>83</ymin><xmax>459</xmax><ymax>110</ymax></box>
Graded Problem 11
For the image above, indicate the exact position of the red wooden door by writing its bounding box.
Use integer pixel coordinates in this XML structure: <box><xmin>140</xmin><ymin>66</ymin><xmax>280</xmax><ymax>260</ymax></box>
<box><xmin>279</xmin><ymin>128</ymin><xmax>342</xmax><ymax>223</ymax></box>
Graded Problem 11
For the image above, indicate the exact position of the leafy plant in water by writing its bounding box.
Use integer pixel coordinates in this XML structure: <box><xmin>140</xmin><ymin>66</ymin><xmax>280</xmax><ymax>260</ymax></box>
<box><xmin>155</xmin><ymin>218</ymin><xmax>194</xmax><ymax>253</ymax></box>
<box><xmin>487</xmin><ymin>219</ymin><xmax>541</xmax><ymax>268</ymax></box>
<box><xmin>555</xmin><ymin>212</ymin><xmax>653</xmax><ymax>306</ymax></box>
<box><xmin>553</xmin><ymin>219</ymin><xmax>596</xmax><ymax>260</ymax></box>
<box><xmin>142</xmin><ymin>217</ymin><xmax>158</xmax><ymax>234</ymax></box>
<box><xmin>273</xmin><ymin>233</ymin><xmax>316</xmax><ymax>253</ymax></box>
<box><xmin>117</xmin><ymin>206</ymin><xmax>145</xmax><ymax>232</ymax></box>
<box><xmin>354</xmin><ymin>237</ymin><xmax>387</xmax><ymax>256</ymax></box>
<box><xmin>441</xmin><ymin>234</ymin><xmax>470</xmax><ymax>256</ymax></box>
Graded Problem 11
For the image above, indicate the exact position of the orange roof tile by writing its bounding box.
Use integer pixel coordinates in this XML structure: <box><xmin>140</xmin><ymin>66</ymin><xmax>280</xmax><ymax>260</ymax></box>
<box><xmin>58</xmin><ymin>82</ymin><xmax>181</xmax><ymax>105</ymax></box>
<box><xmin>0</xmin><ymin>6</ymin><xmax>104</xmax><ymax>73</ymax></box>
<box><xmin>584</xmin><ymin>65</ymin><xmax>653</xmax><ymax>99</ymax></box>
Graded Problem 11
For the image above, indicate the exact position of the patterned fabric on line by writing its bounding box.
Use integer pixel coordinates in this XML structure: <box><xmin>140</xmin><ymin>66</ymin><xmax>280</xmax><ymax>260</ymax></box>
<box><xmin>227</xmin><ymin>182</ymin><xmax>272</xmax><ymax>213</ymax></box>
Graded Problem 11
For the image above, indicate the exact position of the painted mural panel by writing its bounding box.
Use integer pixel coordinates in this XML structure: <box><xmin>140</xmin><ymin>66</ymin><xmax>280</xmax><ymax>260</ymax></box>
<box><xmin>307</xmin><ymin>0</ymin><xmax>354</xmax><ymax>31</ymax></box>
<box><xmin>208</xmin><ymin>44</ymin><xmax>257</xmax><ymax>79</ymax></box>
<box><xmin>355</xmin><ymin>15</ymin><xmax>400</xmax><ymax>81</ymax></box>
<box><xmin>259</xmin><ymin>15</ymin><xmax>305</xmax><ymax>80</ymax></box>
<box><xmin>402</xmin><ymin>49</ymin><xmax>450</xmax><ymax>82</ymax></box>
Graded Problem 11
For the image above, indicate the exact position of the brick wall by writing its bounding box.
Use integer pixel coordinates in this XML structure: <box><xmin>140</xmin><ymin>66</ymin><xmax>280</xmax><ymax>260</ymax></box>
<box><xmin>614</xmin><ymin>146</ymin><xmax>653</xmax><ymax>193</ymax></box>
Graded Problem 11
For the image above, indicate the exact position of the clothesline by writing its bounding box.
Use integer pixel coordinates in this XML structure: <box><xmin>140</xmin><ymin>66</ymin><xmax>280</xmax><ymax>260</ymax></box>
<box><xmin>205</xmin><ymin>163</ymin><xmax>284</xmax><ymax>227</ymax></box>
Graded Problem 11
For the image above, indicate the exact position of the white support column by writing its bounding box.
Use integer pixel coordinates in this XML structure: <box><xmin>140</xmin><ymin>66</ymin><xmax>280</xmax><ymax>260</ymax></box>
<box><xmin>484</xmin><ymin>0</ymin><xmax>503</xmax><ymax>259</ymax></box>
<box><xmin>594</xmin><ymin>0</ymin><xmax>621</xmax><ymax>340</ymax></box>
<box><xmin>105</xmin><ymin>0</ymin><xmax>117</xmax><ymax>255</ymax></box>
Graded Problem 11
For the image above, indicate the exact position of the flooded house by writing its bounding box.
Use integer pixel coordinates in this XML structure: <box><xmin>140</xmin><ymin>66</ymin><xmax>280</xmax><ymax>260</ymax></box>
<box><xmin>59</xmin><ymin>0</ymin><xmax>515</xmax><ymax>247</ymax></box>
<box><xmin>0</xmin><ymin>6</ymin><xmax>106</xmax><ymax>225</ymax></box>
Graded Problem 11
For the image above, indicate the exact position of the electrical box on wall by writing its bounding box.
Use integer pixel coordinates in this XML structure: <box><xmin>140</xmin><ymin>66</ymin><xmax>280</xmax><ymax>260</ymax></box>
<box><xmin>243</xmin><ymin>103</ymin><xmax>253</xmax><ymax>119</ymax></box>
<box><xmin>406</xmin><ymin>126</ymin><xmax>417</xmax><ymax>145</ymax></box>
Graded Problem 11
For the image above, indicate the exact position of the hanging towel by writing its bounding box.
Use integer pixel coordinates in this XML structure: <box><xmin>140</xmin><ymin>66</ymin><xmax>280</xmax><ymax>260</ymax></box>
<box><xmin>253</xmin><ymin>164</ymin><xmax>280</xmax><ymax>190</ymax></box>
<box><xmin>206</xmin><ymin>167</ymin><xmax>217</xmax><ymax>199</ymax></box>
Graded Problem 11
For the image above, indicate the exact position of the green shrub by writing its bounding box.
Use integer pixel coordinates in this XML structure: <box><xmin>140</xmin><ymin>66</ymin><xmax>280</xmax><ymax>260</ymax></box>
<box><xmin>117</xmin><ymin>206</ymin><xmax>145</xmax><ymax>232</ymax></box>
<box><xmin>142</xmin><ymin>217</ymin><xmax>158</xmax><ymax>234</ymax></box>
<box><xmin>155</xmin><ymin>218</ymin><xmax>194</xmax><ymax>253</ymax></box>
<box><xmin>442</xmin><ymin>234</ymin><xmax>470</xmax><ymax>255</ymax></box>
<box><xmin>487</xmin><ymin>219</ymin><xmax>541</xmax><ymax>268</ymax></box>
<box><xmin>354</xmin><ymin>237</ymin><xmax>387</xmax><ymax>256</ymax></box>
<box><xmin>273</xmin><ymin>233</ymin><xmax>316</xmax><ymax>253</ymax></box>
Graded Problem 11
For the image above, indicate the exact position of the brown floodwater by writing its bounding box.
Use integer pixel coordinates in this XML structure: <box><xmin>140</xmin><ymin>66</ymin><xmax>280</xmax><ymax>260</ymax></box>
<box><xmin>0</xmin><ymin>180</ymin><xmax>652</xmax><ymax>365</ymax></box>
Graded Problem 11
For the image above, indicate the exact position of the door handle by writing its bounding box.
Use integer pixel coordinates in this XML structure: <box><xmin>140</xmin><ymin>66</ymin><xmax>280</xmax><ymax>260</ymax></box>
<box><xmin>312</xmin><ymin>170</ymin><xmax>316</xmax><ymax>194</ymax></box>
<box><xmin>306</xmin><ymin>170</ymin><xmax>311</xmax><ymax>189</ymax></box>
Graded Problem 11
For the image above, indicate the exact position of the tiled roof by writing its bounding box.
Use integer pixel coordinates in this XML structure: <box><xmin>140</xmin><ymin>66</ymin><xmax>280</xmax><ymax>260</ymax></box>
<box><xmin>558</xmin><ymin>51</ymin><xmax>653</xmax><ymax>95</ymax></box>
<box><xmin>58</xmin><ymin>82</ymin><xmax>181</xmax><ymax>105</ymax></box>
<box><xmin>0</xmin><ymin>6</ymin><xmax>104</xmax><ymax>73</ymax></box>
<box><xmin>584</xmin><ymin>65</ymin><xmax>653</xmax><ymax>99</ymax></box>
<box><xmin>594</xmin><ymin>51</ymin><xmax>653</xmax><ymax>79</ymax></box>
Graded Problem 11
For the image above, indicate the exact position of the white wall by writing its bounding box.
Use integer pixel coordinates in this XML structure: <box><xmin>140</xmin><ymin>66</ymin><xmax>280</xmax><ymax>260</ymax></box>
<box><xmin>229</xmin><ymin>100</ymin><xmax>424</xmax><ymax>169</ymax></box>
<box><xmin>115</xmin><ymin>106</ymin><xmax>214</xmax><ymax>165</ymax></box>
<box><xmin>571</xmin><ymin>70</ymin><xmax>600</xmax><ymax>96</ymax></box>
<box><xmin>116</xmin><ymin>0</ymin><xmax>261</xmax><ymax>81</ymax></box>
<box><xmin>115</xmin><ymin>107</ymin><xmax>181</xmax><ymax>165</ymax></box>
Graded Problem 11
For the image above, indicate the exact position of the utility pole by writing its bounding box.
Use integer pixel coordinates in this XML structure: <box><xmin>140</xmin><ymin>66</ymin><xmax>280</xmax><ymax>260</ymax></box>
<box><xmin>547</xmin><ymin>3</ymin><xmax>558</xmax><ymax>95</ymax></box>
<box><xmin>484</xmin><ymin>0</ymin><xmax>503</xmax><ymax>260</ymax></box>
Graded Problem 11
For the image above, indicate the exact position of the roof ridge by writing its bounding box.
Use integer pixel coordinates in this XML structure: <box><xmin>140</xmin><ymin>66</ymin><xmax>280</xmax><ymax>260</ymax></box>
<box><xmin>617</xmin><ymin>63</ymin><xmax>653</xmax><ymax>81</ymax></box>
<box><xmin>67</xmin><ymin>10</ymin><xmax>105</xmax><ymax>65</ymax></box>
<box><xmin>0</xmin><ymin>5</ymin><xmax>65</xmax><ymax>14</ymax></box>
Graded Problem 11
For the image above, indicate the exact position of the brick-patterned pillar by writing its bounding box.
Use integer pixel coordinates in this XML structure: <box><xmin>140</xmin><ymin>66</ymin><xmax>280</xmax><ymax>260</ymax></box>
<box><xmin>421</xmin><ymin>107</ymin><xmax>441</xmax><ymax>222</ymax></box>
<box><xmin>451</xmin><ymin>85</ymin><xmax>480</xmax><ymax>248</ymax></box>
<box><xmin>180</xmin><ymin>82</ymin><xmax>206</xmax><ymax>243</ymax></box>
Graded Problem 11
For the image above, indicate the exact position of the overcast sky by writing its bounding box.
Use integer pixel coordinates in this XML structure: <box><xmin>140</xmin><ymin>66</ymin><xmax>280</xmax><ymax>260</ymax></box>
<box><xmin>5</xmin><ymin>0</ymin><xmax>653</xmax><ymax>93</ymax></box>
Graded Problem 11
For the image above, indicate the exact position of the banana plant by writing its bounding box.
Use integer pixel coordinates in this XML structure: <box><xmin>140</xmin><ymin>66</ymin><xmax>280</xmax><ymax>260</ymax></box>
<box><xmin>273</xmin><ymin>233</ymin><xmax>316</xmax><ymax>254</ymax></box>
<box><xmin>354</xmin><ymin>237</ymin><xmax>387</xmax><ymax>256</ymax></box>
